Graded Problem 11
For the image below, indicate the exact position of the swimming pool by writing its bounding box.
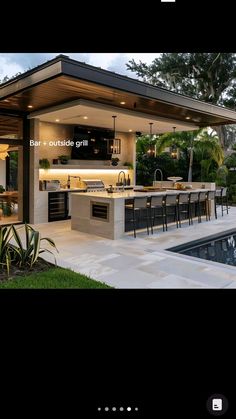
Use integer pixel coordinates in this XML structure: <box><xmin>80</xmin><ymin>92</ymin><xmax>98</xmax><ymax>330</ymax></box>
<box><xmin>168</xmin><ymin>229</ymin><xmax>236</xmax><ymax>267</ymax></box>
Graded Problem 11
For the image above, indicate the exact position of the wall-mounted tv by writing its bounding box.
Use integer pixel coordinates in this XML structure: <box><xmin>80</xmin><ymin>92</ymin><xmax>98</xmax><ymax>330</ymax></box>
<box><xmin>71</xmin><ymin>125</ymin><xmax>114</xmax><ymax>160</ymax></box>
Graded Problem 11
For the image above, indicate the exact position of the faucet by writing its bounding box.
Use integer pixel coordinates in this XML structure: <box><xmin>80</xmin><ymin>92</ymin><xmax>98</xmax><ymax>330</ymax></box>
<box><xmin>153</xmin><ymin>168</ymin><xmax>163</xmax><ymax>188</ymax></box>
<box><xmin>117</xmin><ymin>171</ymin><xmax>126</xmax><ymax>187</ymax></box>
<box><xmin>67</xmin><ymin>175</ymin><xmax>81</xmax><ymax>189</ymax></box>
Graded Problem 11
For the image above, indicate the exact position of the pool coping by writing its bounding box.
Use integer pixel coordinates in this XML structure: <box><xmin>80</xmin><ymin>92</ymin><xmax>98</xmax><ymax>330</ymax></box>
<box><xmin>166</xmin><ymin>227</ymin><xmax>236</xmax><ymax>273</ymax></box>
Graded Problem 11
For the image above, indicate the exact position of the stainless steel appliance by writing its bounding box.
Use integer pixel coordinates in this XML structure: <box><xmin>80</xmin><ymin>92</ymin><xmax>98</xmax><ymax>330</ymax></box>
<box><xmin>39</xmin><ymin>180</ymin><xmax>60</xmax><ymax>191</ymax></box>
<box><xmin>80</xmin><ymin>179</ymin><xmax>105</xmax><ymax>192</ymax></box>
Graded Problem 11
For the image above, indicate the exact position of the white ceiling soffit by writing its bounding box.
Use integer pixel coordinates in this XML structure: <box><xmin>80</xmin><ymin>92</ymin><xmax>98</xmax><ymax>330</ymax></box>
<box><xmin>28</xmin><ymin>99</ymin><xmax>197</xmax><ymax>134</ymax></box>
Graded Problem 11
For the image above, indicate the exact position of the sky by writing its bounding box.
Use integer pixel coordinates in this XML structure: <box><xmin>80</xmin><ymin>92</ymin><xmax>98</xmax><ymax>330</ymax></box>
<box><xmin>0</xmin><ymin>53</ymin><xmax>159</xmax><ymax>80</ymax></box>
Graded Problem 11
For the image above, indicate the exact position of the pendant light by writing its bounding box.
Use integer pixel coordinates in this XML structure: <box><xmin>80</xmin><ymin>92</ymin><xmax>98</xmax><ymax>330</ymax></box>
<box><xmin>110</xmin><ymin>115</ymin><xmax>121</xmax><ymax>154</ymax></box>
<box><xmin>112</xmin><ymin>115</ymin><xmax>117</xmax><ymax>141</ymax></box>
<box><xmin>171</xmin><ymin>126</ymin><xmax>177</xmax><ymax>159</ymax></box>
<box><xmin>147</xmin><ymin>122</ymin><xmax>154</xmax><ymax>156</ymax></box>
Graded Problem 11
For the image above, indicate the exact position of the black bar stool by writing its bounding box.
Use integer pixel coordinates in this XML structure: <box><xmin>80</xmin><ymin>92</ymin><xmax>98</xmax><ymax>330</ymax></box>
<box><xmin>165</xmin><ymin>194</ymin><xmax>179</xmax><ymax>230</ymax></box>
<box><xmin>215</xmin><ymin>187</ymin><xmax>229</xmax><ymax>216</ymax></box>
<box><xmin>149</xmin><ymin>195</ymin><xmax>166</xmax><ymax>234</ymax></box>
<box><xmin>178</xmin><ymin>192</ymin><xmax>190</xmax><ymax>227</ymax></box>
<box><xmin>198</xmin><ymin>191</ymin><xmax>207</xmax><ymax>223</ymax></box>
<box><xmin>206</xmin><ymin>190</ymin><xmax>217</xmax><ymax>220</ymax></box>
<box><xmin>188</xmin><ymin>192</ymin><xmax>200</xmax><ymax>224</ymax></box>
<box><xmin>126</xmin><ymin>196</ymin><xmax>149</xmax><ymax>238</ymax></box>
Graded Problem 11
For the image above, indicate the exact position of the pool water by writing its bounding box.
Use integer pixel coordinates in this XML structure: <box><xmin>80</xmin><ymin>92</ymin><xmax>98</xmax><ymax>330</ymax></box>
<box><xmin>168</xmin><ymin>229</ymin><xmax>236</xmax><ymax>267</ymax></box>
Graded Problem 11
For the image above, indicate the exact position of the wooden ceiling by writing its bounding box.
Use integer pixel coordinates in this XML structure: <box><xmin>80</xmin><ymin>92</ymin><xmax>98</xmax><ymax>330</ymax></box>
<box><xmin>0</xmin><ymin>115</ymin><xmax>23</xmax><ymax>138</ymax></box>
<box><xmin>1</xmin><ymin>55</ymin><xmax>236</xmax><ymax>130</ymax></box>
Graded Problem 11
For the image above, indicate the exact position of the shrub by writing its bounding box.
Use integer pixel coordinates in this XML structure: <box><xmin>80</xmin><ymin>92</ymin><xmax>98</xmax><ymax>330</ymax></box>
<box><xmin>215</xmin><ymin>165</ymin><xmax>228</xmax><ymax>186</ymax></box>
<box><xmin>228</xmin><ymin>184</ymin><xmax>236</xmax><ymax>203</ymax></box>
<box><xmin>0</xmin><ymin>224</ymin><xmax>58</xmax><ymax>275</ymax></box>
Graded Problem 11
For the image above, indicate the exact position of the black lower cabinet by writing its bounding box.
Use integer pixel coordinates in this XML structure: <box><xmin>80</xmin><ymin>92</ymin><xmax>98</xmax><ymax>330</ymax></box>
<box><xmin>48</xmin><ymin>192</ymin><xmax>68</xmax><ymax>222</ymax></box>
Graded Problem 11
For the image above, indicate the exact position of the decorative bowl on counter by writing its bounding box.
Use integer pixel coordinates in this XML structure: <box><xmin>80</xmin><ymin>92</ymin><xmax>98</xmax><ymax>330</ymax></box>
<box><xmin>167</xmin><ymin>177</ymin><xmax>183</xmax><ymax>182</ymax></box>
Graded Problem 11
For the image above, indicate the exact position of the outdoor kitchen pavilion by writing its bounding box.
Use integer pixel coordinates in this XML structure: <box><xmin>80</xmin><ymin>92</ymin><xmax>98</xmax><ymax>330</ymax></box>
<box><xmin>1</xmin><ymin>54</ymin><xmax>236</xmax><ymax>225</ymax></box>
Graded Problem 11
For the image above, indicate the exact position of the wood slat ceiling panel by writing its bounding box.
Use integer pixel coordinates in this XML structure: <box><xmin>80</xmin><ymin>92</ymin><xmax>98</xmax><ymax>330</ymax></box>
<box><xmin>0</xmin><ymin>75</ymin><xmax>234</xmax><ymax>126</ymax></box>
<box><xmin>0</xmin><ymin>115</ymin><xmax>23</xmax><ymax>137</ymax></box>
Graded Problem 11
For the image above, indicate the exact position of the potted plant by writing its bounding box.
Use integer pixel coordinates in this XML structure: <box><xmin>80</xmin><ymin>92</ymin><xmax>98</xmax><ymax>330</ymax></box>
<box><xmin>58</xmin><ymin>155</ymin><xmax>70</xmax><ymax>165</ymax></box>
<box><xmin>0</xmin><ymin>184</ymin><xmax>5</xmax><ymax>193</ymax></box>
<box><xmin>39</xmin><ymin>158</ymin><xmax>50</xmax><ymax>169</ymax></box>
<box><xmin>111</xmin><ymin>157</ymin><xmax>120</xmax><ymax>166</ymax></box>
<box><xmin>123</xmin><ymin>161</ymin><xmax>133</xmax><ymax>169</ymax></box>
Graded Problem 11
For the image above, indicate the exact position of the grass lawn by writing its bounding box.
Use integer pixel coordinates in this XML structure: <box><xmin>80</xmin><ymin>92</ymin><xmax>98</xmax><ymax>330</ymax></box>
<box><xmin>0</xmin><ymin>267</ymin><xmax>111</xmax><ymax>289</ymax></box>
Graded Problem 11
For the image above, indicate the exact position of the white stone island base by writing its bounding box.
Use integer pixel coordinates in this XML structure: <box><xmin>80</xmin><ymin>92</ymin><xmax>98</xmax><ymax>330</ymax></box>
<box><xmin>71</xmin><ymin>192</ymin><xmax>126</xmax><ymax>240</ymax></box>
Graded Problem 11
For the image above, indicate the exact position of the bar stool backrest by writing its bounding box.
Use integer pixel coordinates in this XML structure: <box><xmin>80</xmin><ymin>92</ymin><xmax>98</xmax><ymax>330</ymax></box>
<box><xmin>199</xmin><ymin>191</ymin><xmax>207</xmax><ymax>201</ymax></box>
<box><xmin>189</xmin><ymin>192</ymin><xmax>199</xmax><ymax>203</ymax></box>
<box><xmin>166</xmin><ymin>194</ymin><xmax>178</xmax><ymax>205</ymax></box>
<box><xmin>150</xmin><ymin>195</ymin><xmax>165</xmax><ymax>207</ymax></box>
<box><xmin>215</xmin><ymin>188</ymin><xmax>222</xmax><ymax>197</ymax></box>
<box><xmin>178</xmin><ymin>193</ymin><xmax>189</xmax><ymax>204</ymax></box>
<box><xmin>222</xmin><ymin>187</ymin><xmax>227</xmax><ymax>197</ymax></box>
<box><xmin>133</xmin><ymin>197</ymin><xmax>148</xmax><ymax>209</ymax></box>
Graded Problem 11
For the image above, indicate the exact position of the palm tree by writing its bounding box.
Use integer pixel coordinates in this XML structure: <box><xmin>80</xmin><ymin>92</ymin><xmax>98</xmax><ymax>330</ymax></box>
<box><xmin>156</xmin><ymin>129</ymin><xmax>201</xmax><ymax>181</ymax></box>
<box><xmin>193</xmin><ymin>130</ymin><xmax>224</xmax><ymax>181</ymax></box>
<box><xmin>155</xmin><ymin>128</ymin><xmax>224</xmax><ymax>181</ymax></box>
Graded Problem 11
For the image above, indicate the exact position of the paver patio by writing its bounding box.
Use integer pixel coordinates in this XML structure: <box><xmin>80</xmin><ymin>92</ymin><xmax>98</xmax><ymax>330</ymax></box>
<box><xmin>31</xmin><ymin>207</ymin><xmax>236</xmax><ymax>288</ymax></box>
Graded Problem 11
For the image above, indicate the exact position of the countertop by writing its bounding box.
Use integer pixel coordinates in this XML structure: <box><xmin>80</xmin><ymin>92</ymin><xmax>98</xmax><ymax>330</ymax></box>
<box><xmin>40</xmin><ymin>185</ymin><xmax>135</xmax><ymax>193</ymax></box>
<box><xmin>71</xmin><ymin>189</ymin><xmax>210</xmax><ymax>199</ymax></box>
<box><xmin>40</xmin><ymin>188</ymin><xmax>87</xmax><ymax>192</ymax></box>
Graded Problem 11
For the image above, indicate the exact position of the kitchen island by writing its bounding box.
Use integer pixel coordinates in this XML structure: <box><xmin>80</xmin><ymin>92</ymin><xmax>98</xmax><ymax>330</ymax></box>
<box><xmin>71</xmin><ymin>188</ymin><xmax>214</xmax><ymax>239</ymax></box>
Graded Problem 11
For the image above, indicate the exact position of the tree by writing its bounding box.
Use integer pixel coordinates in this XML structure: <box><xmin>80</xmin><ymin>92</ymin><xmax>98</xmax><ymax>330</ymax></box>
<box><xmin>155</xmin><ymin>129</ymin><xmax>202</xmax><ymax>181</ymax></box>
<box><xmin>155</xmin><ymin>129</ymin><xmax>224</xmax><ymax>182</ymax></box>
<box><xmin>127</xmin><ymin>53</ymin><xmax>236</xmax><ymax>149</ymax></box>
<box><xmin>0</xmin><ymin>72</ymin><xmax>22</xmax><ymax>85</ymax></box>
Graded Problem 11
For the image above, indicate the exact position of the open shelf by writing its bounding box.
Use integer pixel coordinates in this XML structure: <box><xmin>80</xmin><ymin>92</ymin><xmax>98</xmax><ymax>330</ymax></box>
<box><xmin>40</xmin><ymin>165</ymin><xmax>132</xmax><ymax>170</ymax></box>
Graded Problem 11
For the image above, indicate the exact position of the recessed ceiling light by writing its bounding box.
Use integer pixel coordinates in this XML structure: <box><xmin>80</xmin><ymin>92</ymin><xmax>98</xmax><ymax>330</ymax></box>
<box><xmin>120</xmin><ymin>101</ymin><xmax>126</xmax><ymax>105</ymax></box>
<box><xmin>27</xmin><ymin>105</ymin><xmax>33</xmax><ymax>108</ymax></box>
<box><xmin>186</xmin><ymin>116</ymin><xmax>191</xmax><ymax>120</ymax></box>
<box><xmin>55</xmin><ymin>119</ymin><xmax>60</xmax><ymax>122</ymax></box>
<box><xmin>83</xmin><ymin>116</ymin><xmax>88</xmax><ymax>119</ymax></box>
<box><xmin>128</xmin><ymin>129</ymin><xmax>133</xmax><ymax>132</ymax></box>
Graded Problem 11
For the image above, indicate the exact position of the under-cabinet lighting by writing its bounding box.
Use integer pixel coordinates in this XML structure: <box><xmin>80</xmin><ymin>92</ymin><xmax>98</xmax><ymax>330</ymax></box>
<box><xmin>39</xmin><ymin>168</ymin><xmax>130</xmax><ymax>175</ymax></box>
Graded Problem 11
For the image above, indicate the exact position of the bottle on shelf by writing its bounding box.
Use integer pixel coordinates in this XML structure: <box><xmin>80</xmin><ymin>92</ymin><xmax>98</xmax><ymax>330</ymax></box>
<box><xmin>127</xmin><ymin>174</ymin><xmax>131</xmax><ymax>186</ymax></box>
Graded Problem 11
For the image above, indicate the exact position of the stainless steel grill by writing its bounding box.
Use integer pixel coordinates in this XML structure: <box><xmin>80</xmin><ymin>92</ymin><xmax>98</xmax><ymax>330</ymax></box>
<box><xmin>80</xmin><ymin>179</ymin><xmax>105</xmax><ymax>192</ymax></box>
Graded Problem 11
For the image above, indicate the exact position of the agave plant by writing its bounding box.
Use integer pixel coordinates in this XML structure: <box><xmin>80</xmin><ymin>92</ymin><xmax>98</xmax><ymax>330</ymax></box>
<box><xmin>9</xmin><ymin>224</ymin><xmax>58</xmax><ymax>269</ymax></box>
<box><xmin>0</xmin><ymin>226</ymin><xmax>16</xmax><ymax>274</ymax></box>
<box><xmin>0</xmin><ymin>224</ymin><xmax>58</xmax><ymax>275</ymax></box>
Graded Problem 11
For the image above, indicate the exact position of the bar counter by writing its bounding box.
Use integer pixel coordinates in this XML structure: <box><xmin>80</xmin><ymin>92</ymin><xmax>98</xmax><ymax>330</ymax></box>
<box><xmin>71</xmin><ymin>188</ymin><xmax>212</xmax><ymax>240</ymax></box>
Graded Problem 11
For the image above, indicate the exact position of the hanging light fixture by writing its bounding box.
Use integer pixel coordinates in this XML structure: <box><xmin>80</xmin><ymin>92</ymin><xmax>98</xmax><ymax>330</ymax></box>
<box><xmin>147</xmin><ymin>122</ymin><xmax>155</xmax><ymax>156</ymax></box>
<box><xmin>0</xmin><ymin>144</ymin><xmax>9</xmax><ymax>160</ymax></box>
<box><xmin>108</xmin><ymin>115</ymin><xmax>121</xmax><ymax>154</ymax></box>
<box><xmin>171</xmin><ymin>126</ymin><xmax>178</xmax><ymax>159</ymax></box>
